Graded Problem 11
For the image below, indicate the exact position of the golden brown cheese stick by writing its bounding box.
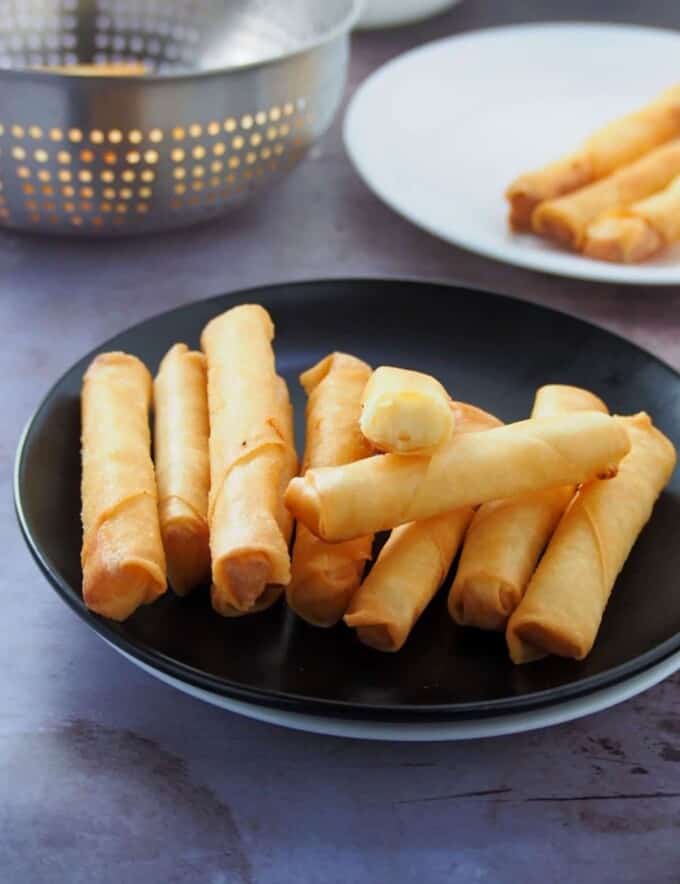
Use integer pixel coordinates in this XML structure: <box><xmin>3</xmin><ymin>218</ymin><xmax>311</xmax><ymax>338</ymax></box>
<box><xmin>449</xmin><ymin>385</ymin><xmax>608</xmax><ymax>631</ymax></box>
<box><xmin>582</xmin><ymin>213</ymin><xmax>663</xmax><ymax>264</ymax></box>
<box><xmin>285</xmin><ymin>412</ymin><xmax>630</xmax><ymax>543</ymax></box>
<box><xmin>507</xmin><ymin>413</ymin><xmax>676</xmax><ymax>663</ymax></box>
<box><xmin>360</xmin><ymin>366</ymin><xmax>453</xmax><ymax>455</ymax></box>
<box><xmin>216</xmin><ymin>376</ymin><xmax>299</xmax><ymax>619</ymax></box>
<box><xmin>153</xmin><ymin>344</ymin><xmax>210</xmax><ymax>596</ymax></box>
<box><xmin>506</xmin><ymin>84</ymin><xmax>680</xmax><ymax>230</ymax></box>
<box><xmin>81</xmin><ymin>352</ymin><xmax>166</xmax><ymax>621</ymax></box>
<box><xmin>507</xmin><ymin>153</ymin><xmax>593</xmax><ymax>233</ymax></box>
<box><xmin>532</xmin><ymin>139</ymin><xmax>680</xmax><ymax>250</ymax></box>
<box><xmin>287</xmin><ymin>353</ymin><xmax>373</xmax><ymax>627</ymax></box>
<box><xmin>344</xmin><ymin>404</ymin><xmax>501</xmax><ymax>651</ymax></box>
<box><xmin>583</xmin><ymin>173</ymin><xmax>680</xmax><ymax>263</ymax></box>
<box><xmin>345</xmin><ymin>511</ymin><xmax>473</xmax><ymax>652</ymax></box>
<box><xmin>201</xmin><ymin>304</ymin><xmax>296</xmax><ymax>616</ymax></box>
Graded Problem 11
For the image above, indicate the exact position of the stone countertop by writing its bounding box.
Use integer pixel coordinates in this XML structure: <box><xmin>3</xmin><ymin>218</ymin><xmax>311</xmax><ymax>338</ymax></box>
<box><xmin>1</xmin><ymin>2</ymin><xmax>679</xmax><ymax>882</ymax></box>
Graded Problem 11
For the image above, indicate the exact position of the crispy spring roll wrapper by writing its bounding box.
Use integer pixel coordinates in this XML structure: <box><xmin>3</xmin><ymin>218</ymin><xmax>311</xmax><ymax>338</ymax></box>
<box><xmin>532</xmin><ymin>140</ymin><xmax>680</xmax><ymax>250</ymax></box>
<box><xmin>298</xmin><ymin>354</ymin><xmax>373</xmax><ymax>469</ymax></box>
<box><xmin>345</xmin><ymin>511</ymin><xmax>473</xmax><ymax>652</ymax></box>
<box><xmin>359</xmin><ymin>366</ymin><xmax>454</xmax><ymax>455</ymax></box>
<box><xmin>449</xmin><ymin>385</ymin><xmax>608</xmax><ymax>631</ymax></box>
<box><xmin>507</xmin><ymin>153</ymin><xmax>593</xmax><ymax>233</ymax></box>
<box><xmin>582</xmin><ymin>213</ymin><xmax>664</xmax><ymax>264</ymax></box>
<box><xmin>286</xmin><ymin>412</ymin><xmax>630</xmax><ymax>543</ymax></box>
<box><xmin>344</xmin><ymin>405</ymin><xmax>501</xmax><ymax>651</ymax></box>
<box><xmin>274</xmin><ymin>374</ymin><xmax>298</xmax><ymax>546</ymax></box>
<box><xmin>215</xmin><ymin>375</ymin><xmax>298</xmax><ymax>621</ymax></box>
<box><xmin>216</xmin><ymin>391</ymin><xmax>298</xmax><ymax>621</ymax></box>
<box><xmin>81</xmin><ymin>352</ymin><xmax>166</xmax><ymax>621</ymax></box>
<box><xmin>583</xmin><ymin>173</ymin><xmax>680</xmax><ymax>263</ymax></box>
<box><xmin>213</xmin><ymin>585</ymin><xmax>285</xmax><ymax>619</ymax></box>
<box><xmin>287</xmin><ymin>353</ymin><xmax>374</xmax><ymax>627</ymax></box>
<box><xmin>153</xmin><ymin>344</ymin><xmax>210</xmax><ymax>596</ymax></box>
<box><xmin>507</xmin><ymin>413</ymin><xmax>676</xmax><ymax>663</ymax></box>
<box><xmin>532</xmin><ymin>384</ymin><xmax>608</xmax><ymax>417</ymax></box>
<box><xmin>506</xmin><ymin>85</ymin><xmax>680</xmax><ymax>230</ymax></box>
<box><xmin>201</xmin><ymin>305</ymin><xmax>296</xmax><ymax>615</ymax></box>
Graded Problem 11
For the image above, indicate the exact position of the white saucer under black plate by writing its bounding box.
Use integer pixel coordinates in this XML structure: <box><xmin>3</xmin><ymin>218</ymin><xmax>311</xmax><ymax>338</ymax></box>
<box><xmin>111</xmin><ymin>643</ymin><xmax>680</xmax><ymax>740</ymax></box>
<box><xmin>344</xmin><ymin>23</ymin><xmax>680</xmax><ymax>285</ymax></box>
<box><xmin>14</xmin><ymin>279</ymin><xmax>680</xmax><ymax>739</ymax></box>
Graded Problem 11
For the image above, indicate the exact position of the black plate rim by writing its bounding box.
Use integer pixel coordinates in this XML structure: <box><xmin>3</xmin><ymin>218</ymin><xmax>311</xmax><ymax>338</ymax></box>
<box><xmin>14</xmin><ymin>277</ymin><xmax>680</xmax><ymax>722</ymax></box>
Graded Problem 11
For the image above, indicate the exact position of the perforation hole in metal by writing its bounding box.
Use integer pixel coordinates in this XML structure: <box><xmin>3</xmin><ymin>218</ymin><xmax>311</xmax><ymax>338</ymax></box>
<box><xmin>167</xmin><ymin>100</ymin><xmax>310</xmax><ymax>215</ymax></box>
<box><xmin>0</xmin><ymin>0</ymin><xmax>79</xmax><ymax>71</ymax></box>
<box><xmin>0</xmin><ymin>94</ymin><xmax>312</xmax><ymax>230</ymax></box>
<box><xmin>0</xmin><ymin>0</ymin><xmax>217</xmax><ymax>75</ymax></box>
<box><xmin>94</xmin><ymin>0</ymin><xmax>211</xmax><ymax>73</ymax></box>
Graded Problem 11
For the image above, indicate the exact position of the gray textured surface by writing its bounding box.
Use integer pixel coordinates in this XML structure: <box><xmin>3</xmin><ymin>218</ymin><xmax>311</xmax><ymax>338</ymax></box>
<box><xmin>2</xmin><ymin>2</ymin><xmax>679</xmax><ymax>882</ymax></box>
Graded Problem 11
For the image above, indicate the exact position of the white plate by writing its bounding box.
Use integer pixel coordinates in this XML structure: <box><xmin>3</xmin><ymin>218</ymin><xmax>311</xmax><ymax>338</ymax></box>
<box><xmin>345</xmin><ymin>23</ymin><xmax>680</xmax><ymax>285</ymax></box>
<box><xmin>109</xmin><ymin>640</ymin><xmax>680</xmax><ymax>741</ymax></box>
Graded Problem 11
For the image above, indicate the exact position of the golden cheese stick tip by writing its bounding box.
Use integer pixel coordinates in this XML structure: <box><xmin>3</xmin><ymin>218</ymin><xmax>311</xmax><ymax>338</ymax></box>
<box><xmin>532</xmin><ymin>140</ymin><xmax>680</xmax><ymax>251</ymax></box>
<box><xmin>449</xmin><ymin>384</ymin><xmax>608</xmax><ymax>631</ymax></box>
<box><xmin>583</xmin><ymin>213</ymin><xmax>663</xmax><ymax>263</ymax></box>
<box><xmin>507</xmin><ymin>152</ymin><xmax>593</xmax><ymax>231</ymax></box>
<box><xmin>359</xmin><ymin>365</ymin><xmax>454</xmax><ymax>455</ymax></box>
<box><xmin>212</xmin><ymin>584</ymin><xmax>283</xmax><ymax>618</ymax></box>
<box><xmin>287</xmin><ymin>352</ymin><xmax>373</xmax><ymax>627</ymax></box>
<box><xmin>201</xmin><ymin>304</ymin><xmax>295</xmax><ymax>614</ymax></box>
<box><xmin>533</xmin><ymin>384</ymin><xmax>607</xmax><ymax>416</ymax></box>
<box><xmin>507</xmin><ymin>413</ymin><xmax>676</xmax><ymax>663</ymax></box>
<box><xmin>506</xmin><ymin>84</ymin><xmax>680</xmax><ymax>230</ymax></box>
<box><xmin>154</xmin><ymin>343</ymin><xmax>210</xmax><ymax>596</ymax></box>
<box><xmin>81</xmin><ymin>351</ymin><xmax>166</xmax><ymax>621</ymax></box>
<box><xmin>583</xmin><ymin>172</ymin><xmax>680</xmax><ymax>263</ymax></box>
<box><xmin>285</xmin><ymin>411</ymin><xmax>631</xmax><ymax>543</ymax></box>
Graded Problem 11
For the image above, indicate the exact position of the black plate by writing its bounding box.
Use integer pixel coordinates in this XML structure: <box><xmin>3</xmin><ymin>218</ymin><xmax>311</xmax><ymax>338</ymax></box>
<box><xmin>14</xmin><ymin>279</ymin><xmax>680</xmax><ymax>722</ymax></box>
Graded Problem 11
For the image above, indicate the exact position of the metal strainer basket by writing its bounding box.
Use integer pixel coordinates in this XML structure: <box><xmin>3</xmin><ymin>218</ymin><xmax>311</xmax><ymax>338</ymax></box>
<box><xmin>0</xmin><ymin>0</ymin><xmax>360</xmax><ymax>235</ymax></box>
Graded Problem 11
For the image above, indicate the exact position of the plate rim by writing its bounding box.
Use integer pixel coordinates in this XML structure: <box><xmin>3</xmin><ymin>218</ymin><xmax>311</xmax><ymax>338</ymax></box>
<box><xmin>109</xmin><ymin>641</ymin><xmax>680</xmax><ymax>740</ymax></box>
<box><xmin>14</xmin><ymin>277</ymin><xmax>680</xmax><ymax>722</ymax></box>
<box><xmin>344</xmin><ymin>21</ymin><xmax>680</xmax><ymax>286</ymax></box>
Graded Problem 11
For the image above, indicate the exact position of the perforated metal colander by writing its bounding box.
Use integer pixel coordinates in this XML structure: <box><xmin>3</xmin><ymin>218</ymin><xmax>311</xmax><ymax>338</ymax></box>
<box><xmin>0</xmin><ymin>0</ymin><xmax>359</xmax><ymax>235</ymax></box>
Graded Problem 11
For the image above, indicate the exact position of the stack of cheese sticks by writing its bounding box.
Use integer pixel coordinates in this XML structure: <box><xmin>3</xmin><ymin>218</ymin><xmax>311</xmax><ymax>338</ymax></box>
<box><xmin>506</xmin><ymin>84</ymin><xmax>680</xmax><ymax>263</ymax></box>
<box><xmin>80</xmin><ymin>304</ymin><xmax>676</xmax><ymax>665</ymax></box>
